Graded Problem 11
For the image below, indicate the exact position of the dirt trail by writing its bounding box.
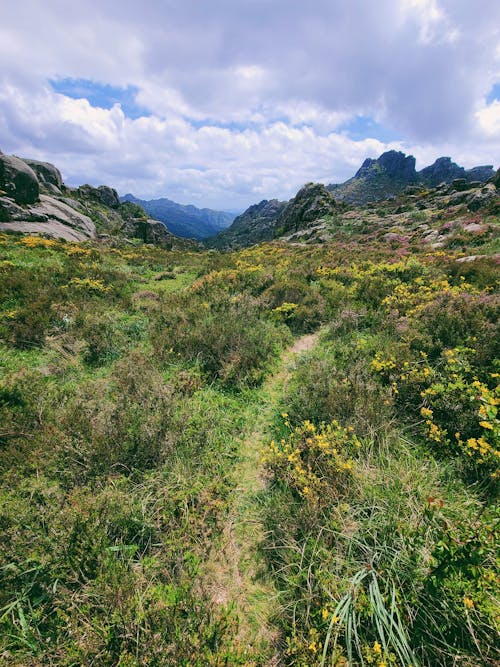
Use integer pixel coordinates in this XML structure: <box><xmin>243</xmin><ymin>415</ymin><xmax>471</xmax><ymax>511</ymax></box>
<box><xmin>201</xmin><ymin>331</ymin><xmax>320</xmax><ymax>660</ymax></box>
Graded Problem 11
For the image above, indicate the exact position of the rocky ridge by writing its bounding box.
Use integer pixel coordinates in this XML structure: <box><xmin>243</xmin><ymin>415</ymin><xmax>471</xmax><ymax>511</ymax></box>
<box><xmin>282</xmin><ymin>173</ymin><xmax>499</xmax><ymax>254</ymax></box>
<box><xmin>0</xmin><ymin>151</ymin><xmax>191</xmax><ymax>248</ymax></box>
<box><xmin>327</xmin><ymin>150</ymin><xmax>495</xmax><ymax>205</ymax></box>
<box><xmin>211</xmin><ymin>152</ymin><xmax>497</xmax><ymax>249</ymax></box>
<box><xmin>274</xmin><ymin>183</ymin><xmax>336</xmax><ymax>237</ymax></box>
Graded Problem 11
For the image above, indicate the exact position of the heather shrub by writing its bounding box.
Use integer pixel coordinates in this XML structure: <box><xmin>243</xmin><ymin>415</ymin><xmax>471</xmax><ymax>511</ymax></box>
<box><xmin>76</xmin><ymin>311</ymin><xmax>126</xmax><ymax>365</ymax></box>
<box><xmin>54</xmin><ymin>352</ymin><xmax>176</xmax><ymax>483</ymax></box>
<box><xmin>263</xmin><ymin>278</ymin><xmax>327</xmax><ymax>331</ymax></box>
<box><xmin>283</xmin><ymin>344</ymin><xmax>393</xmax><ymax>437</ymax></box>
<box><xmin>151</xmin><ymin>289</ymin><xmax>289</xmax><ymax>387</ymax></box>
<box><xmin>407</xmin><ymin>291</ymin><xmax>499</xmax><ymax>362</ymax></box>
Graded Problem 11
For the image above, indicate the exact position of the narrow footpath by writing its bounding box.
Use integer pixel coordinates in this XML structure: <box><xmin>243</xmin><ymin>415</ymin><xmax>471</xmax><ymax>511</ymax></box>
<box><xmin>202</xmin><ymin>332</ymin><xmax>320</xmax><ymax>662</ymax></box>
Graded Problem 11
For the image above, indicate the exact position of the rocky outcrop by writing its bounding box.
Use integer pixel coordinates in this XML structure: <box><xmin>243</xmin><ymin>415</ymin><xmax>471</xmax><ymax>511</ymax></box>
<box><xmin>120</xmin><ymin>217</ymin><xmax>180</xmax><ymax>248</ymax></box>
<box><xmin>275</xmin><ymin>183</ymin><xmax>336</xmax><ymax>235</ymax></box>
<box><xmin>0</xmin><ymin>154</ymin><xmax>39</xmax><ymax>204</ymax></box>
<box><xmin>419</xmin><ymin>157</ymin><xmax>495</xmax><ymax>187</ymax></box>
<box><xmin>419</xmin><ymin>157</ymin><xmax>464</xmax><ymax>186</ymax></box>
<box><xmin>466</xmin><ymin>165</ymin><xmax>495</xmax><ymax>182</ymax></box>
<box><xmin>208</xmin><ymin>198</ymin><xmax>287</xmax><ymax>248</ymax></box>
<box><xmin>328</xmin><ymin>151</ymin><xmax>419</xmax><ymax>205</ymax></box>
<box><xmin>0</xmin><ymin>194</ymin><xmax>96</xmax><ymax>241</ymax></box>
<box><xmin>355</xmin><ymin>151</ymin><xmax>416</xmax><ymax>182</ymax></box>
<box><xmin>78</xmin><ymin>184</ymin><xmax>120</xmax><ymax>209</ymax></box>
<box><xmin>0</xmin><ymin>149</ymin><xmax>193</xmax><ymax>247</ymax></box>
<box><xmin>328</xmin><ymin>151</ymin><xmax>496</xmax><ymax>205</ymax></box>
<box><xmin>22</xmin><ymin>158</ymin><xmax>63</xmax><ymax>193</ymax></box>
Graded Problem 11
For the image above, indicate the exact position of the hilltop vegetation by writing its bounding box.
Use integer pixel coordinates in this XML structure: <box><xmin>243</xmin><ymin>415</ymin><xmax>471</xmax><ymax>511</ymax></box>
<box><xmin>0</xmin><ymin>154</ymin><xmax>498</xmax><ymax>666</ymax></box>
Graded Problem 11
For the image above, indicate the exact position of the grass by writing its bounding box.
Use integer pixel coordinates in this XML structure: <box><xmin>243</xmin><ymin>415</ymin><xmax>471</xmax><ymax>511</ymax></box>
<box><xmin>0</xmin><ymin>230</ymin><xmax>498</xmax><ymax>666</ymax></box>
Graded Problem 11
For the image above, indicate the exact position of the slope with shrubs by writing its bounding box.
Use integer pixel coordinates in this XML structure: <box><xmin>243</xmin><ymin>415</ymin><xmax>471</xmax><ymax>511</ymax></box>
<box><xmin>0</xmin><ymin>223</ymin><xmax>498</xmax><ymax>666</ymax></box>
<box><xmin>261</xmin><ymin>253</ymin><xmax>499</xmax><ymax>666</ymax></box>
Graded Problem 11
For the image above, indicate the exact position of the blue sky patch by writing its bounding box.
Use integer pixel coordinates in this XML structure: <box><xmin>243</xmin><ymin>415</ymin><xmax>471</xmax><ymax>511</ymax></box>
<box><xmin>50</xmin><ymin>78</ymin><xmax>151</xmax><ymax>119</ymax></box>
<box><xmin>486</xmin><ymin>83</ymin><xmax>500</xmax><ymax>104</ymax></box>
<box><xmin>339</xmin><ymin>115</ymin><xmax>400</xmax><ymax>143</ymax></box>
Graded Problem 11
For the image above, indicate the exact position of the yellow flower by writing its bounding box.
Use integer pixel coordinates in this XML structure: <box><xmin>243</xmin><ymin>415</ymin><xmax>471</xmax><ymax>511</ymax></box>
<box><xmin>373</xmin><ymin>640</ymin><xmax>382</xmax><ymax>655</ymax></box>
<box><xmin>480</xmin><ymin>421</ymin><xmax>493</xmax><ymax>430</ymax></box>
<box><xmin>464</xmin><ymin>596</ymin><xmax>474</xmax><ymax>609</ymax></box>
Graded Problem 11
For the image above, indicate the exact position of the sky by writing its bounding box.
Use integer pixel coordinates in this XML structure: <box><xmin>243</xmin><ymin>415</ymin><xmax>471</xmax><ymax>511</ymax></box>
<box><xmin>0</xmin><ymin>0</ymin><xmax>499</xmax><ymax>210</ymax></box>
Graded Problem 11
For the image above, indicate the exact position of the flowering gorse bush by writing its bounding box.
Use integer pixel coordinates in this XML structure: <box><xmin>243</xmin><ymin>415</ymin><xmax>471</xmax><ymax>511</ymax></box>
<box><xmin>262</xmin><ymin>419</ymin><xmax>358</xmax><ymax>504</ymax></box>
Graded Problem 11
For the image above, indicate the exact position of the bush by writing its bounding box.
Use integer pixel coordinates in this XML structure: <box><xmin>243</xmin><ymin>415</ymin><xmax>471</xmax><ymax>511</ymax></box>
<box><xmin>54</xmin><ymin>352</ymin><xmax>176</xmax><ymax>483</ymax></box>
<box><xmin>284</xmin><ymin>345</ymin><xmax>393</xmax><ymax>437</ymax></box>
<box><xmin>151</xmin><ymin>289</ymin><xmax>289</xmax><ymax>387</ymax></box>
<box><xmin>263</xmin><ymin>419</ymin><xmax>357</xmax><ymax>506</ymax></box>
<box><xmin>76</xmin><ymin>311</ymin><xmax>127</xmax><ymax>366</ymax></box>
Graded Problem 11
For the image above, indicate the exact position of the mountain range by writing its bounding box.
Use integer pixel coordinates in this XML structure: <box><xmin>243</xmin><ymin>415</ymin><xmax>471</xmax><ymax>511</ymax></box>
<box><xmin>1</xmin><ymin>148</ymin><xmax>497</xmax><ymax>251</ymax></box>
<box><xmin>210</xmin><ymin>151</ymin><xmax>496</xmax><ymax>248</ymax></box>
<box><xmin>326</xmin><ymin>151</ymin><xmax>495</xmax><ymax>205</ymax></box>
<box><xmin>120</xmin><ymin>194</ymin><xmax>235</xmax><ymax>240</ymax></box>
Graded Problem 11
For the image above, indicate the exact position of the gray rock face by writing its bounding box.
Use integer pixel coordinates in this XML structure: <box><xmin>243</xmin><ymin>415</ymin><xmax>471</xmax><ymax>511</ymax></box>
<box><xmin>378</xmin><ymin>151</ymin><xmax>416</xmax><ymax>181</ymax></box>
<box><xmin>419</xmin><ymin>159</ymin><xmax>495</xmax><ymax>188</ymax></box>
<box><xmin>466</xmin><ymin>183</ymin><xmax>497</xmax><ymax>212</ymax></box>
<box><xmin>419</xmin><ymin>157</ymin><xmax>464</xmax><ymax>186</ymax></box>
<box><xmin>465</xmin><ymin>165</ymin><xmax>495</xmax><ymax>181</ymax></box>
<box><xmin>353</xmin><ymin>151</ymin><xmax>417</xmax><ymax>183</ymax></box>
<box><xmin>0</xmin><ymin>194</ymin><xmax>96</xmax><ymax>241</ymax></box>
<box><xmin>78</xmin><ymin>184</ymin><xmax>120</xmax><ymax>209</ymax></box>
<box><xmin>97</xmin><ymin>185</ymin><xmax>120</xmax><ymax>208</ymax></box>
<box><xmin>0</xmin><ymin>221</ymin><xmax>91</xmax><ymax>242</ymax></box>
<box><xmin>0</xmin><ymin>154</ymin><xmax>39</xmax><ymax>204</ymax></box>
<box><xmin>0</xmin><ymin>196</ymin><xmax>48</xmax><ymax>223</ymax></box>
<box><xmin>328</xmin><ymin>151</ymin><xmax>496</xmax><ymax>206</ymax></box>
<box><xmin>22</xmin><ymin>158</ymin><xmax>63</xmax><ymax>190</ymax></box>
<box><xmin>121</xmin><ymin>218</ymin><xmax>177</xmax><ymax>247</ymax></box>
<box><xmin>276</xmin><ymin>183</ymin><xmax>336</xmax><ymax>235</ymax></box>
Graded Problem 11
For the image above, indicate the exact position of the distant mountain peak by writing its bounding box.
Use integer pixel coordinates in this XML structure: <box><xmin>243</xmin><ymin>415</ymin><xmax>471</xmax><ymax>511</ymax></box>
<box><xmin>120</xmin><ymin>194</ymin><xmax>235</xmax><ymax>240</ymax></box>
<box><xmin>328</xmin><ymin>151</ymin><xmax>494</xmax><ymax>204</ymax></box>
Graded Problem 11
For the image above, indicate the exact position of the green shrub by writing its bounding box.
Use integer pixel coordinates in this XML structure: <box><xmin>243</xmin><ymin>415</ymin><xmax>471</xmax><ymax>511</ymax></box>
<box><xmin>151</xmin><ymin>289</ymin><xmax>289</xmax><ymax>387</ymax></box>
<box><xmin>283</xmin><ymin>345</ymin><xmax>393</xmax><ymax>437</ymax></box>
<box><xmin>54</xmin><ymin>352</ymin><xmax>176</xmax><ymax>483</ymax></box>
<box><xmin>76</xmin><ymin>311</ymin><xmax>127</xmax><ymax>365</ymax></box>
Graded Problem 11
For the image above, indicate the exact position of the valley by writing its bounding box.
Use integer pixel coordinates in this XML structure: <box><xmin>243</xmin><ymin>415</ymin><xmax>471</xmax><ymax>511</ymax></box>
<box><xmin>0</xmin><ymin>149</ymin><xmax>498</xmax><ymax>666</ymax></box>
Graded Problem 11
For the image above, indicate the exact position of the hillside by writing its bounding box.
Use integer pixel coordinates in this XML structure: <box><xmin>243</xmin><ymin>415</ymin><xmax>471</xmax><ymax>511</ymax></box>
<box><xmin>0</xmin><ymin>152</ymin><xmax>499</xmax><ymax>667</ymax></box>
<box><xmin>121</xmin><ymin>193</ymin><xmax>235</xmax><ymax>240</ymax></box>
<box><xmin>207</xmin><ymin>198</ymin><xmax>287</xmax><ymax>248</ymax></box>
<box><xmin>281</xmin><ymin>172</ymin><xmax>500</xmax><ymax>253</ymax></box>
<box><xmin>210</xmin><ymin>160</ymin><xmax>499</xmax><ymax>250</ymax></box>
<box><xmin>0</xmin><ymin>151</ymin><xmax>195</xmax><ymax>250</ymax></box>
<box><xmin>327</xmin><ymin>150</ymin><xmax>495</xmax><ymax>205</ymax></box>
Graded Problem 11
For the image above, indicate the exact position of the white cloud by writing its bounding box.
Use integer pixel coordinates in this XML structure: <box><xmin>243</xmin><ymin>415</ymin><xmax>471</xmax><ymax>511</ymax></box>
<box><xmin>0</xmin><ymin>0</ymin><xmax>499</xmax><ymax>209</ymax></box>
<box><xmin>476</xmin><ymin>100</ymin><xmax>500</xmax><ymax>137</ymax></box>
